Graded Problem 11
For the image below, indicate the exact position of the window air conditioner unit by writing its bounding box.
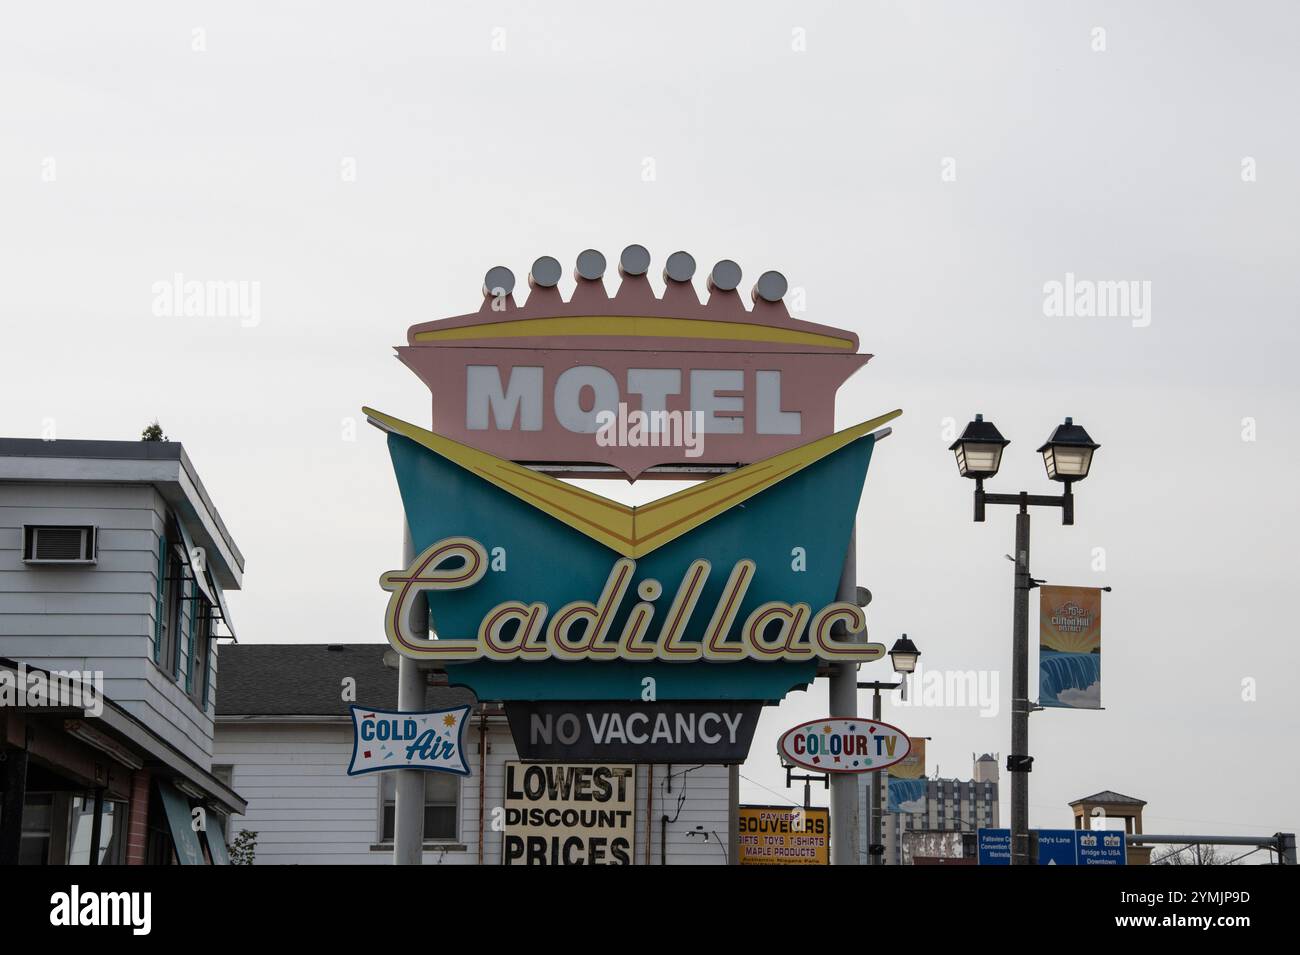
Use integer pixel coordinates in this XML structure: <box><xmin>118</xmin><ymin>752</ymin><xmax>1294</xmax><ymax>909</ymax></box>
<box><xmin>23</xmin><ymin>525</ymin><xmax>98</xmax><ymax>564</ymax></box>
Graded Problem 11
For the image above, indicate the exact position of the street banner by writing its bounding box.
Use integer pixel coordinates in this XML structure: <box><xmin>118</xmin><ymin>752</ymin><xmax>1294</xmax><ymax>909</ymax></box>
<box><xmin>737</xmin><ymin>805</ymin><xmax>829</xmax><ymax>865</ymax></box>
<box><xmin>502</xmin><ymin>762</ymin><xmax>635</xmax><ymax>865</ymax></box>
<box><xmin>1039</xmin><ymin>585</ymin><xmax>1103</xmax><ymax>709</ymax></box>
<box><xmin>886</xmin><ymin>736</ymin><xmax>927</xmax><ymax>813</ymax></box>
<box><xmin>505</xmin><ymin>701</ymin><xmax>761</xmax><ymax>763</ymax></box>
<box><xmin>346</xmin><ymin>704</ymin><xmax>471</xmax><ymax>777</ymax></box>
<box><xmin>888</xmin><ymin>737</ymin><xmax>925</xmax><ymax>778</ymax></box>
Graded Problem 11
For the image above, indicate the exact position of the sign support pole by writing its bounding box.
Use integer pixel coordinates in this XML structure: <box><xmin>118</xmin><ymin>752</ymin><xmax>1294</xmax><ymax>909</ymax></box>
<box><xmin>828</xmin><ymin>530</ymin><xmax>860</xmax><ymax>865</ymax></box>
<box><xmin>394</xmin><ymin>525</ymin><xmax>426</xmax><ymax>865</ymax></box>
<box><xmin>871</xmin><ymin>688</ymin><xmax>883</xmax><ymax>864</ymax></box>
<box><xmin>1010</xmin><ymin>508</ymin><xmax>1031</xmax><ymax>865</ymax></box>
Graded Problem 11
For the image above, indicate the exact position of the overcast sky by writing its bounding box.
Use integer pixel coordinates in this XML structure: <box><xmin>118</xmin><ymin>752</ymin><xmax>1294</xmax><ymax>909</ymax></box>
<box><xmin>3</xmin><ymin>1</ymin><xmax>1296</xmax><ymax>847</ymax></box>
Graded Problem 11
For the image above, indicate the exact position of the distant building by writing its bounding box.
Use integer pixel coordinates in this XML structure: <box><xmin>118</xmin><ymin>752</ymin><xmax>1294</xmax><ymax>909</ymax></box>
<box><xmin>214</xmin><ymin>643</ymin><xmax>733</xmax><ymax>865</ymax></box>
<box><xmin>862</xmin><ymin>752</ymin><xmax>1000</xmax><ymax>865</ymax></box>
<box><xmin>0</xmin><ymin>438</ymin><xmax>245</xmax><ymax>864</ymax></box>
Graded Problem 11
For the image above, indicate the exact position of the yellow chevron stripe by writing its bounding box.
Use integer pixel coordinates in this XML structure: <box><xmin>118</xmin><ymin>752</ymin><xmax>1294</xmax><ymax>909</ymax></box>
<box><xmin>363</xmin><ymin>406</ymin><xmax>902</xmax><ymax>558</ymax></box>
<box><xmin>411</xmin><ymin>315</ymin><xmax>856</xmax><ymax>350</ymax></box>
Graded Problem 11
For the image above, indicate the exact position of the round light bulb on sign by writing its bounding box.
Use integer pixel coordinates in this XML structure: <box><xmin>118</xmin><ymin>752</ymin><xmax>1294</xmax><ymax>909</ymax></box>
<box><xmin>619</xmin><ymin>244</ymin><xmax>651</xmax><ymax>277</ymax></box>
<box><xmin>709</xmin><ymin>259</ymin><xmax>742</xmax><ymax>293</ymax></box>
<box><xmin>482</xmin><ymin>266</ymin><xmax>515</xmax><ymax>298</ymax></box>
<box><xmin>529</xmin><ymin>256</ymin><xmax>562</xmax><ymax>289</ymax></box>
<box><xmin>575</xmin><ymin>249</ymin><xmax>606</xmax><ymax>281</ymax></box>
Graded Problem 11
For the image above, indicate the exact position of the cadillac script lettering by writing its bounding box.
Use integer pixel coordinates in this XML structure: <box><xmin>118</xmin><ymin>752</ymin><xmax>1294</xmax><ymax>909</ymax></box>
<box><xmin>381</xmin><ymin>536</ymin><xmax>884</xmax><ymax>663</ymax></box>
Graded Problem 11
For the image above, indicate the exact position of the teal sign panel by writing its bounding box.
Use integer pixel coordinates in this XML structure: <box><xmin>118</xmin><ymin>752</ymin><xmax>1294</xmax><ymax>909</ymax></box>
<box><xmin>387</xmin><ymin>431</ymin><xmax>877</xmax><ymax>702</ymax></box>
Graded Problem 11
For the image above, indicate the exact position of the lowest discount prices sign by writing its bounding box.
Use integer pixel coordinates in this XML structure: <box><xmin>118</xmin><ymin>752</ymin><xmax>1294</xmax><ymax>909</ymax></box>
<box><xmin>502</xmin><ymin>762</ymin><xmax>636</xmax><ymax>865</ymax></box>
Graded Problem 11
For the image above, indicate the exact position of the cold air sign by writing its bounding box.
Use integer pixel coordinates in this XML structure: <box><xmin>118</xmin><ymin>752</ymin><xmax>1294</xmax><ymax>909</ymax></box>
<box><xmin>502</xmin><ymin>762</ymin><xmax>635</xmax><ymax>866</ymax></box>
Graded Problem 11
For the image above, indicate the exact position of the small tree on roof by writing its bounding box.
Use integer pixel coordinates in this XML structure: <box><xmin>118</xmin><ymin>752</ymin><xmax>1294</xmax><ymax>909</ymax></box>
<box><xmin>141</xmin><ymin>421</ymin><xmax>167</xmax><ymax>442</ymax></box>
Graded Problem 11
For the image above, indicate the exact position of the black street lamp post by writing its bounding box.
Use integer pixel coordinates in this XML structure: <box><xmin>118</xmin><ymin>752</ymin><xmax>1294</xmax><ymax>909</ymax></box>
<box><xmin>950</xmin><ymin>414</ymin><xmax>1099</xmax><ymax>866</ymax></box>
<box><xmin>858</xmin><ymin>635</ymin><xmax>922</xmax><ymax>866</ymax></box>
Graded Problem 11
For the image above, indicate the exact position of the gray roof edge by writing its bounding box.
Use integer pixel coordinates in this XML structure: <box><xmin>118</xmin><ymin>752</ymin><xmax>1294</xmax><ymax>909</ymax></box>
<box><xmin>174</xmin><ymin>443</ymin><xmax>245</xmax><ymax>576</ymax></box>
<box><xmin>0</xmin><ymin>437</ymin><xmax>186</xmax><ymax>460</ymax></box>
<box><xmin>0</xmin><ymin>436</ymin><xmax>245</xmax><ymax>582</ymax></box>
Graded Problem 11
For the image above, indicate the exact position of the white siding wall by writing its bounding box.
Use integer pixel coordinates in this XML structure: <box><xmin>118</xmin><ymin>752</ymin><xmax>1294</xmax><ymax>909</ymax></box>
<box><xmin>0</xmin><ymin>482</ymin><xmax>215</xmax><ymax>767</ymax></box>
<box><xmin>215</xmin><ymin>721</ymin><xmax>733</xmax><ymax>865</ymax></box>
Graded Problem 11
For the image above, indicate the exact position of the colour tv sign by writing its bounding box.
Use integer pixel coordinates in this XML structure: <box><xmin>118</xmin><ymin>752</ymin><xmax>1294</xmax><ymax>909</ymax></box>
<box><xmin>777</xmin><ymin>718</ymin><xmax>912</xmax><ymax>773</ymax></box>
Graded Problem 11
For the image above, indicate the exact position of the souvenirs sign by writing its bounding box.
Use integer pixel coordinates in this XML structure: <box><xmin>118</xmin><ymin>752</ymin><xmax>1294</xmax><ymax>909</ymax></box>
<box><xmin>777</xmin><ymin>717</ymin><xmax>912</xmax><ymax>774</ymax></box>
<box><xmin>737</xmin><ymin>805</ymin><xmax>830</xmax><ymax>865</ymax></box>
<box><xmin>505</xmin><ymin>701</ymin><xmax>761</xmax><ymax>763</ymax></box>
<box><xmin>502</xmin><ymin>762</ymin><xmax>635</xmax><ymax>866</ymax></box>
<box><xmin>345</xmin><ymin>704</ymin><xmax>471</xmax><ymax>777</ymax></box>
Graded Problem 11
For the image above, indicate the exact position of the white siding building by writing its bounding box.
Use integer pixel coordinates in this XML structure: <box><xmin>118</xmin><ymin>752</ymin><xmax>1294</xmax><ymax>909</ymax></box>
<box><xmin>215</xmin><ymin>644</ymin><xmax>735</xmax><ymax>865</ymax></box>
<box><xmin>0</xmin><ymin>437</ymin><xmax>246</xmax><ymax>865</ymax></box>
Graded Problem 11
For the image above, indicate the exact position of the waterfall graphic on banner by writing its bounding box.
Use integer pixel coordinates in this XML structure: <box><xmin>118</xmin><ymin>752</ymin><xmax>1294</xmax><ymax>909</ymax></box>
<box><xmin>1038</xmin><ymin>585</ymin><xmax>1103</xmax><ymax>709</ymax></box>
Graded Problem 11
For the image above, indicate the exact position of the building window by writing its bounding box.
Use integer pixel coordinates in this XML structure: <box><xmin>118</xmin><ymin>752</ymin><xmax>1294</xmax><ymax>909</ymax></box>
<box><xmin>379</xmin><ymin>774</ymin><xmax>459</xmax><ymax>843</ymax></box>
<box><xmin>189</xmin><ymin>597</ymin><xmax>212</xmax><ymax>705</ymax></box>
<box><xmin>66</xmin><ymin>797</ymin><xmax>128</xmax><ymax>865</ymax></box>
<box><xmin>158</xmin><ymin>543</ymin><xmax>184</xmax><ymax>677</ymax></box>
<box><xmin>18</xmin><ymin>793</ymin><xmax>54</xmax><ymax>865</ymax></box>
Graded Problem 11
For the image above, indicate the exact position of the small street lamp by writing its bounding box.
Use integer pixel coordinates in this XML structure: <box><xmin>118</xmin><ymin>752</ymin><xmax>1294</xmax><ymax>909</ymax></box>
<box><xmin>859</xmin><ymin>634</ymin><xmax>923</xmax><ymax>866</ymax></box>
<box><xmin>1038</xmin><ymin>417</ymin><xmax>1100</xmax><ymax>483</ymax></box>
<box><xmin>888</xmin><ymin>634</ymin><xmax>921</xmax><ymax>676</ymax></box>
<box><xmin>950</xmin><ymin>413</ymin><xmax>1100</xmax><ymax>865</ymax></box>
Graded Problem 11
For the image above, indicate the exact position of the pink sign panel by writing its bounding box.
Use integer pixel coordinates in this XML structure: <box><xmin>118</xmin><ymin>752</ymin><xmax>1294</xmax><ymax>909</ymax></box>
<box><xmin>397</xmin><ymin>257</ymin><xmax>872</xmax><ymax>478</ymax></box>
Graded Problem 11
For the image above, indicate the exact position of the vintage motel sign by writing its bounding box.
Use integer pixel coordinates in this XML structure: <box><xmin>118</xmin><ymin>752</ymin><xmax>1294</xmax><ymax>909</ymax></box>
<box><xmin>367</xmin><ymin>247</ymin><xmax>899</xmax><ymax>706</ymax></box>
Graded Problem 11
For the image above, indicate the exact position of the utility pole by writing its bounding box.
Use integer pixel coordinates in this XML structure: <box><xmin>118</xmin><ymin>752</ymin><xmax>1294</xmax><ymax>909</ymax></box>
<box><xmin>393</xmin><ymin>524</ymin><xmax>426</xmax><ymax>865</ymax></box>
<box><xmin>1010</xmin><ymin>508</ymin><xmax>1031</xmax><ymax>866</ymax></box>
<box><xmin>871</xmin><ymin>688</ymin><xmax>884</xmax><ymax>863</ymax></box>
<box><xmin>828</xmin><ymin>530</ymin><xmax>861</xmax><ymax>865</ymax></box>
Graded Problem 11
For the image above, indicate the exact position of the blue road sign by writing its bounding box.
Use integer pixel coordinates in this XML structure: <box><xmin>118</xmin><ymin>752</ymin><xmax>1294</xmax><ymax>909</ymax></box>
<box><xmin>978</xmin><ymin>828</ymin><xmax>1011</xmax><ymax>865</ymax></box>
<box><xmin>1036</xmin><ymin>829</ymin><xmax>1080</xmax><ymax>865</ymax></box>
<box><xmin>1076</xmin><ymin>829</ymin><xmax>1127</xmax><ymax>865</ymax></box>
<box><xmin>978</xmin><ymin>827</ymin><xmax>1128</xmax><ymax>865</ymax></box>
